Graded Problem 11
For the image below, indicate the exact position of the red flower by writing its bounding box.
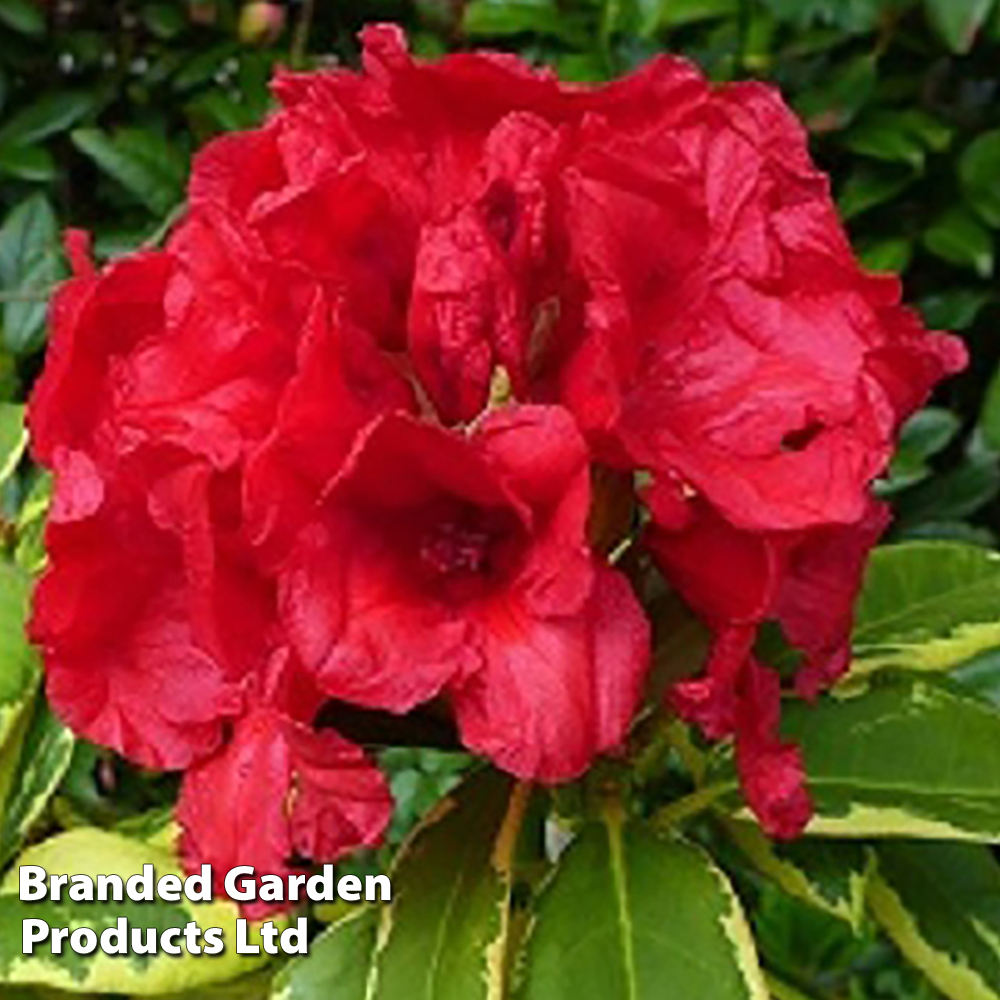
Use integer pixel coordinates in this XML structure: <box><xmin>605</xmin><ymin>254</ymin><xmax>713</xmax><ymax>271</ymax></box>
<box><xmin>28</xmin><ymin>26</ymin><xmax>966</xmax><ymax>862</ymax></box>
<box><xmin>177</xmin><ymin>658</ymin><xmax>392</xmax><ymax>915</ymax></box>
<box><xmin>178</xmin><ymin>710</ymin><xmax>390</xmax><ymax>901</ymax></box>
<box><xmin>32</xmin><ymin>455</ymin><xmax>244</xmax><ymax>770</ymax></box>
<box><xmin>29</xmin><ymin>237</ymin><xmax>392</xmax><ymax>886</ymax></box>
<box><xmin>647</xmin><ymin>485</ymin><xmax>890</xmax><ymax>836</ymax></box>
<box><xmin>278</xmin><ymin>405</ymin><xmax>649</xmax><ymax>782</ymax></box>
<box><xmin>558</xmin><ymin>82</ymin><xmax>966</xmax><ymax>529</ymax></box>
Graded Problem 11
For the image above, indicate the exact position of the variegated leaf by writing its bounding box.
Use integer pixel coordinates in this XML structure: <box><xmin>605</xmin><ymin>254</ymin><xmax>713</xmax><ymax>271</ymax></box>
<box><xmin>870</xmin><ymin>841</ymin><xmax>1000</xmax><ymax>1000</ymax></box>
<box><xmin>366</xmin><ymin>768</ymin><xmax>531</xmax><ymax>1000</ymax></box>
<box><xmin>272</xmin><ymin>908</ymin><xmax>377</xmax><ymax>1000</ymax></box>
<box><xmin>0</xmin><ymin>700</ymin><xmax>74</xmax><ymax>868</ymax></box>
<box><xmin>518</xmin><ymin>807</ymin><xmax>768</xmax><ymax>1000</ymax></box>
<box><xmin>712</xmin><ymin>674</ymin><xmax>1000</xmax><ymax>842</ymax></box>
<box><xmin>0</xmin><ymin>829</ymin><xmax>278</xmax><ymax>994</ymax></box>
<box><xmin>723</xmin><ymin>821</ymin><xmax>871</xmax><ymax>928</ymax></box>
<box><xmin>845</xmin><ymin>542</ymin><xmax>1000</xmax><ymax>682</ymax></box>
<box><xmin>0</xmin><ymin>404</ymin><xmax>26</xmax><ymax>489</ymax></box>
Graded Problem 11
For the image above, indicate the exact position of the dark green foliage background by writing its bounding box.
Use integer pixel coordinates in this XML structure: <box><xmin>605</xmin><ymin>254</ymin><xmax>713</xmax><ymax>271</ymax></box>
<box><xmin>2</xmin><ymin>2</ymin><xmax>1000</xmax><ymax>998</ymax></box>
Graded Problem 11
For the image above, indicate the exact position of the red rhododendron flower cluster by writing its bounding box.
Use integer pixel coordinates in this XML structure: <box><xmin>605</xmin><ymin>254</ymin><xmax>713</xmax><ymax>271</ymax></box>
<box><xmin>28</xmin><ymin>25</ymin><xmax>964</xmax><ymax>888</ymax></box>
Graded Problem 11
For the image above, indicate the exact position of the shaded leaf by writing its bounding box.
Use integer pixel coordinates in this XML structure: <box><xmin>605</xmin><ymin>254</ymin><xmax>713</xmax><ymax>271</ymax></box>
<box><xmin>924</xmin><ymin>0</ymin><xmax>997</xmax><ymax>53</ymax></box>
<box><xmin>760</xmin><ymin>0</ymin><xmax>882</xmax><ymax>32</ymax></box>
<box><xmin>795</xmin><ymin>55</ymin><xmax>876</xmax><ymax>133</ymax></box>
<box><xmin>0</xmin><ymin>0</ymin><xmax>45</xmax><ymax>35</ymax></box>
<box><xmin>981</xmin><ymin>363</ymin><xmax>1000</xmax><ymax>453</ymax></box>
<box><xmin>723</xmin><ymin>822</ymin><xmax>871</xmax><ymax>928</ymax></box>
<box><xmin>0</xmin><ymin>194</ymin><xmax>63</xmax><ymax>355</ymax></box>
<box><xmin>845</xmin><ymin>110</ymin><xmax>952</xmax><ymax>171</ymax></box>
<box><xmin>919</xmin><ymin>288</ymin><xmax>993</xmax><ymax>330</ymax></box>
<box><xmin>0</xmin><ymin>91</ymin><xmax>99</xmax><ymax>148</ymax></box>
<box><xmin>643</xmin><ymin>0</ymin><xmax>738</xmax><ymax>33</ymax></box>
<box><xmin>895</xmin><ymin>439</ymin><xmax>1000</xmax><ymax>528</ymax></box>
<box><xmin>961</xmin><ymin>130</ymin><xmax>1000</xmax><ymax>228</ymax></box>
<box><xmin>880</xmin><ymin>408</ymin><xmax>962</xmax><ymax>495</ymax></box>
<box><xmin>0</xmin><ymin>146</ymin><xmax>56</xmax><ymax>183</ymax></box>
<box><xmin>859</xmin><ymin>237</ymin><xmax>912</xmax><ymax>274</ymax></box>
<box><xmin>923</xmin><ymin>207</ymin><xmax>995</xmax><ymax>278</ymax></box>
<box><xmin>71</xmin><ymin>128</ymin><xmax>187</xmax><ymax>216</ymax></box>
<box><xmin>838</xmin><ymin>166</ymin><xmax>914</xmax><ymax>220</ymax></box>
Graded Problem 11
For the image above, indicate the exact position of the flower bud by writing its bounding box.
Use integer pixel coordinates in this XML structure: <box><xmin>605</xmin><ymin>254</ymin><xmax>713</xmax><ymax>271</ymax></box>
<box><xmin>238</xmin><ymin>2</ymin><xmax>285</xmax><ymax>45</ymax></box>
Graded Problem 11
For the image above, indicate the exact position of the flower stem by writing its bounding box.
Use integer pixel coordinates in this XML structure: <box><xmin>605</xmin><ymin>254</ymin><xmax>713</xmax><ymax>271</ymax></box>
<box><xmin>652</xmin><ymin>782</ymin><xmax>734</xmax><ymax>830</ymax></box>
<box><xmin>291</xmin><ymin>0</ymin><xmax>316</xmax><ymax>69</ymax></box>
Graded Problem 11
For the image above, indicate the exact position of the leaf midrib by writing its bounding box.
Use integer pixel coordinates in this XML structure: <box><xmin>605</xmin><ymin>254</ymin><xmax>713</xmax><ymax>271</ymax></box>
<box><xmin>605</xmin><ymin>807</ymin><xmax>638</xmax><ymax>1000</ymax></box>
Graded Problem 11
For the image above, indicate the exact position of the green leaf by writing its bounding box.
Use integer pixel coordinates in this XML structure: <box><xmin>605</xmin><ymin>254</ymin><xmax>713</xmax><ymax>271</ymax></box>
<box><xmin>0</xmin><ymin>145</ymin><xmax>56</xmax><ymax>183</ymax></box>
<box><xmin>923</xmin><ymin>207</ymin><xmax>995</xmax><ymax>278</ymax></box>
<box><xmin>173</xmin><ymin>43</ymin><xmax>241</xmax><ymax>92</ymax></box>
<box><xmin>759</xmin><ymin>0</ymin><xmax>882</xmax><ymax>32</ymax></box>
<box><xmin>716</xmin><ymin>674</ymin><xmax>1000</xmax><ymax>841</ymax></box>
<box><xmin>859</xmin><ymin>237</ymin><xmax>912</xmax><ymax>274</ymax></box>
<box><xmin>15</xmin><ymin>472</ymin><xmax>51</xmax><ymax>574</ymax></box>
<box><xmin>463</xmin><ymin>0</ymin><xmax>584</xmax><ymax>40</ymax></box>
<box><xmin>981</xmin><ymin>363</ymin><xmax>1000</xmax><ymax>452</ymax></box>
<box><xmin>845</xmin><ymin>110</ymin><xmax>952</xmax><ymax>171</ymax></box>
<box><xmin>845</xmin><ymin>542</ymin><xmax>1000</xmax><ymax>679</ymax></box>
<box><xmin>924</xmin><ymin>0</ymin><xmax>997</xmax><ymax>53</ymax></box>
<box><xmin>0</xmin><ymin>91</ymin><xmax>99</xmax><ymax>148</ymax></box>
<box><xmin>366</xmin><ymin>768</ymin><xmax>530</xmax><ymax>1000</ymax></box>
<box><xmin>0</xmin><ymin>403</ymin><xmax>25</xmax><ymax>489</ymax></box>
<box><xmin>766</xmin><ymin>972</ymin><xmax>824</xmax><ymax>1000</ymax></box>
<box><xmin>643</xmin><ymin>0</ymin><xmax>738</xmax><ymax>33</ymax></box>
<box><xmin>919</xmin><ymin>288</ymin><xmax>993</xmax><ymax>330</ymax></box>
<box><xmin>0</xmin><ymin>559</ymin><xmax>37</xmax><ymax>831</ymax></box>
<box><xmin>0</xmin><ymin>194</ymin><xmax>63</xmax><ymax>355</ymax></box>
<box><xmin>185</xmin><ymin>91</ymin><xmax>261</xmax><ymax>135</ymax></box>
<box><xmin>955</xmin><ymin>649</ymin><xmax>1000</xmax><ymax>706</ymax></box>
<box><xmin>141</xmin><ymin>3</ymin><xmax>186</xmax><ymax>39</ymax></box>
<box><xmin>71</xmin><ymin>128</ymin><xmax>187</xmax><ymax>217</ymax></box>
<box><xmin>723</xmin><ymin>822</ymin><xmax>871</xmax><ymax>928</ymax></box>
<box><xmin>0</xmin><ymin>691</ymin><xmax>32</xmax><ymax>841</ymax></box>
<box><xmin>0</xmin><ymin>700</ymin><xmax>75</xmax><ymax>870</ymax></box>
<box><xmin>0</xmin><ymin>828</ymin><xmax>277</xmax><ymax>994</ymax></box>
<box><xmin>155</xmin><ymin>969</ymin><xmax>276</xmax><ymax>1000</ymax></box>
<box><xmin>0</xmin><ymin>0</ymin><xmax>45</xmax><ymax>36</ymax></box>
<box><xmin>271</xmin><ymin>908</ymin><xmax>377</xmax><ymax>1000</ymax></box>
<box><xmin>795</xmin><ymin>55</ymin><xmax>876</xmax><ymax>133</ymax></box>
<box><xmin>870</xmin><ymin>841</ymin><xmax>1000</xmax><ymax>1000</ymax></box>
<box><xmin>961</xmin><ymin>130</ymin><xmax>1000</xmax><ymax>228</ymax></box>
<box><xmin>519</xmin><ymin>811</ymin><xmax>768</xmax><ymax>1000</ymax></box>
<box><xmin>899</xmin><ymin>522</ymin><xmax>997</xmax><ymax>549</ymax></box>
<box><xmin>895</xmin><ymin>439</ymin><xmax>1000</xmax><ymax>529</ymax></box>
<box><xmin>751</xmin><ymin>883</ymin><xmax>867</xmax><ymax>988</ymax></box>
<box><xmin>0</xmin><ymin>560</ymin><xmax>36</xmax><ymax>709</ymax></box>
<box><xmin>880</xmin><ymin>408</ymin><xmax>962</xmax><ymax>495</ymax></box>
<box><xmin>838</xmin><ymin>166</ymin><xmax>915</xmax><ymax>220</ymax></box>
<box><xmin>157</xmin><ymin>968</ymin><xmax>276</xmax><ymax>1000</ymax></box>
